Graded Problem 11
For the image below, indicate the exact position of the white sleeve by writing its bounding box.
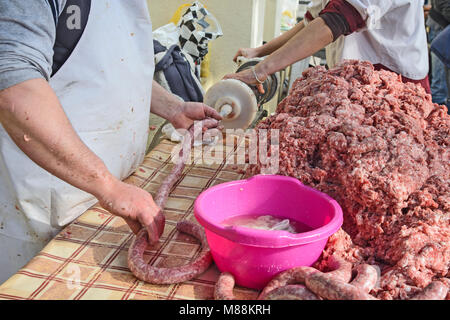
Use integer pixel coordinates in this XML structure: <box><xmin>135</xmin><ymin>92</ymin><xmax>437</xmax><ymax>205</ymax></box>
<box><xmin>344</xmin><ymin>0</ymin><xmax>420</xmax><ymax>27</ymax></box>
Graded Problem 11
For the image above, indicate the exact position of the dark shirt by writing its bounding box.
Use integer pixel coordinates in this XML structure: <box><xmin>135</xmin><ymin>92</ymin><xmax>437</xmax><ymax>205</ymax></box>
<box><xmin>429</xmin><ymin>0</ymin><xmax>450</xmax><ymax>27</ymax></box>
<box><xmin>320</xmin><ymin>0</ymin><xmax>365</xmax><ymax>41</ymax></box>
<box><xmin>53</xmin><ymin>0</ymin><xmax>91</xmax><ymax>75</ymax></box>
<box><xmin>0</xmin><ymin>0</ymin><xmax>90</xmax><ymax>91</ymax></box>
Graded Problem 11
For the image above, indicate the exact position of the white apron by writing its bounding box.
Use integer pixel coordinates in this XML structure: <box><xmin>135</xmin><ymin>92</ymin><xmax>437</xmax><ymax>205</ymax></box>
<box><xmin>0</xmin><ymin>0</ymin><xmax>155</xmax><ymax>283</ymax></box>
<box><xmin>305</xmin><ymin>0</ymin><xmax>429</xmax><ymax>79</ymax></box>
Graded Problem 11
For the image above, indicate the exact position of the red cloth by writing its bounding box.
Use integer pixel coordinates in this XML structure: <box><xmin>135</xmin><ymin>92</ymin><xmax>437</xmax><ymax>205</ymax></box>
<box><xmin>374</xmin><ymin>64</ymin><xmax>431</xmax><ymax>94</ymax></box>
<box><xmin>320</xmin><ymin>0</ymin><xmax>366</xmax><ymax>33</ymax></box>
<box><xmin>305</xmin><ymin>10</ymin><xmax>314</xmax><ymax>22</ymax></box>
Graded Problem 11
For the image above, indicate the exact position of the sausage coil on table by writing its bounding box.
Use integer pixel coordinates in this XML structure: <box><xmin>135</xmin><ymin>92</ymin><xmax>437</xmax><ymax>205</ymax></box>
<box><xmin>264</xmin><ymin>285</ymin><xmax>320</xmax><ymax>300</ymax></box>
<box><xmin>305</xmin><ymin>272</ymin><xmax>377</xmax><ymax>300</ymax></box>
<box><xmin>349</xmin><ymin>264</ymin><xmax>379</xmax><ymax>293</ymax></box>
<box><xmin>261</xmin><ymin>256</ymin><xmax>355</xmax><ymax>300</ymax></box>
<box><xmin>215</xmin><ymin>255</ymin><xmax>449</xmax><ymax>300</ymax></box>
<box><xmin>214</xmin><ymin>272</ymin><xmax>236</xmax><ymax>300</ymax></box>
<box><xmin>215</xmin><ymin>256</ymin><xmax>356</xmax><ymax>300</ymax></box>
<box><xmin>257</xmin><ymin>266</ymin><xmax>319</xmax><ymax>300</ymax></box>
<box><xmin>410</xmin><ymin>281</ymin><xmax>449</xmax><ymax>300</ymax></box>
<box><xmin>128</xmin><ymin>124</ymin><xmax>213</xmax><ymax>284</ymax></box>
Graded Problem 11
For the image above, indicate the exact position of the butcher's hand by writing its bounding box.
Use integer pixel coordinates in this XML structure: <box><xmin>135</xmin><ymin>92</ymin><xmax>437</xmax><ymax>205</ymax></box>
<box><xmin>233</xmin><ymin>47</ymin><xmax>260</xmax><ymax>63</ymax></box>
<box><xmin>97</xmin><ymin>177</ymin><xmax>164</xmax><ymax>243</ymax></box>
<box><xmin>150</xmin><ymin>81</ymin><xmax>222</xmax><ymax>131</ymax></box>
<box><xmin>223</xmin><ymin>64</ymin><xmax>267</xmax><ymax>94</ymax></box>
<box><xmin>0</xmin><ymin>79</ymin><xmax>164</xmax><ymax>243</ymax></box>
<box><xmin>169</xmin><ymin>101</ymin><xmax>222</xmax><ymax>130</ymax></box>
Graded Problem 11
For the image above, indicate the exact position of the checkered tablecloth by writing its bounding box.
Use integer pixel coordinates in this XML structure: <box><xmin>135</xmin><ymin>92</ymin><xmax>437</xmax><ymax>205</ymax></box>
<box><xmin>0</xmin><ymin>138</ymin><xmax>258</xmax><ymax>300</ymax></box>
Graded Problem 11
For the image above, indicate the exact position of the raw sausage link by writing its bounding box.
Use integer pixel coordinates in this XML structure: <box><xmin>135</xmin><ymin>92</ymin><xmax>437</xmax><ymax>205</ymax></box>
<box><xmin>264</xmin><ymin>285</ymin><xmax>320</xmax><ymax>300</ymax></box>
<box><xmin>410</xmin><ymin>281</ymin><xmax>448</xmax><ymax>300</ymax></box>
<box><xmin>154</xmin><ymin>127</ymin><xmax>194</xmax><ymax>211</ymax></box>
<box><xmin>350</xmin><ymin>264</ymin><xmax>379</xmax><ymax>293</ymax></box>
<box><xmin>214</xmin><ymin>272</ymin><xmax>236</xmax><ymax>300</ymax></box>
<box><xmin>128</xmin><ymin>124</ymin><xmax>213</xmax><ymax>284</ymax></box>
<box><xmin>305</xmin><ymin>273</ymin><xmax>378</xmax><ymax>300</ymax></box>
<box><xmin>257</xmin><ymin>266</ymin><xmax>318</xmax><ymax>300</ymax></box>
<box><xmin>128</xmin><ymin>220</ymin><xmax>212</xmax><ymax>284</ymax></box>
<box><xmin>326</xmin><ymin>255</ymin><xmax>353</xmax><ymax>283</ymax></box>
<box><xmin>258</xmin><ymin>255</ymin><xmax>352</xmax><ymax>300</ymax></box>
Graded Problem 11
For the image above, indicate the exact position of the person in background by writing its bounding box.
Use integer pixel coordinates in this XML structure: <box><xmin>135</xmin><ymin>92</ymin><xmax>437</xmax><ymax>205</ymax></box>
<box><xmin>426</xmin><ymin>0</ymin><xmax>450</xmax><ymax>107</ymax></box>
<box><xmin>227</xmin><ymin>0</ymin><xmax>431</xmax><ymax>94</ymax></box>
<box><xmin>0</xmin><ymin>0</ymin><xmax>221</xmax><ymax>283</ymax></box>
<box><xmin>424</xmin><ymin>1</ymin><xmax>432</xmax><ymax>19</ymax></box>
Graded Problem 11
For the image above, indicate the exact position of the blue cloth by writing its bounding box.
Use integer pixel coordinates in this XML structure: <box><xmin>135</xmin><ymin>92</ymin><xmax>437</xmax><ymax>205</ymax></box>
<box><xmin>427</xmin><ymin>17</ymin><xmax>449</xmax><ymax>106</ymax></box>
<box><xmin>431</xmin><ymin>25</ymin><xmax>450</xmax><ymax>68</ymax></box>
<box><xmin>154</xmin><ymin>40</ymin><xmax>203</xmax><ymax>103</ymax></box>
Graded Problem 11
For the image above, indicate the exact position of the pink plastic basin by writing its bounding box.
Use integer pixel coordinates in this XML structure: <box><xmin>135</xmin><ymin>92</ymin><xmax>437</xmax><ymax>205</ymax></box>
<box><xmin>194</xmin><ymin>175</ymin><xmax>343</xmax><ymax>290</ymax></box>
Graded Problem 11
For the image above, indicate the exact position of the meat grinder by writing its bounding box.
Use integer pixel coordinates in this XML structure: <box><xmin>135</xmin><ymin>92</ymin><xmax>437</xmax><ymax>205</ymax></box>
<box><xmin>204</xmin><ymin>57</ymin><xmax>280</xmax><ymax>129</ymax></box>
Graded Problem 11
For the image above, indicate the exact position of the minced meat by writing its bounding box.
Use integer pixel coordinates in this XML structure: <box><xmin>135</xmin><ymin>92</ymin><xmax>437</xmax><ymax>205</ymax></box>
<box><xmin>247</xmin><ymin>60</ymin><xmax>449</xmax><ymax>300</ymax></box>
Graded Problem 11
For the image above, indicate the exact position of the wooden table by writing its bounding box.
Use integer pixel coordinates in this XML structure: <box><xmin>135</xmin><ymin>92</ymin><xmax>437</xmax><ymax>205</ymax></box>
<box><xmin>0</xmin><ymin>138</ymin><xmax>258</xmax><ymax>300</ymax></box>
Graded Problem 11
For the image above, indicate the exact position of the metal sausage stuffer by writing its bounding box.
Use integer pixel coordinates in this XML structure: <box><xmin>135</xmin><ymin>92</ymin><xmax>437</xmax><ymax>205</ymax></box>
<box><xmin>204</xmin><ymin>58</ymin><xmax>280</xmax><ymax>130</ymax></box>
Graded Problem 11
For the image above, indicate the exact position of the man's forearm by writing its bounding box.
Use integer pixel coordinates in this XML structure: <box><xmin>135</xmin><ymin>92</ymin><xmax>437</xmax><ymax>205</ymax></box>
<box><xmin>149</xmin><ymin>80</ymin><xmax>183</xmax><ymax>121</ymax></box>
<box><xmin>257</xmin><ymin>21</ymin><xmax>305</xmax><ymax>57</ymax></box>
<box><xmin>0</xmin><ymin>78</ymin><xmax>117</xmax><ymax>198</ymax></box>
<box><xmin>258</xmin><ymin>17</ymin><xmax>333</xmax><ymax>76</ymax></box>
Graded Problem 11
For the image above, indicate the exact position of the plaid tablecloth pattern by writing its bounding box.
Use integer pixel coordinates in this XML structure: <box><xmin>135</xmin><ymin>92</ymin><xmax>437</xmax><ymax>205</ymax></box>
<box><xmin>0</xmin><ymin>138</ymin><xmax>258</xmax><ymax>300</ymax></box>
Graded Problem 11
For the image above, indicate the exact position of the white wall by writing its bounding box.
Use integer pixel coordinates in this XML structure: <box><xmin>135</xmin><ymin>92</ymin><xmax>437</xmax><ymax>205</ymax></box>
<box><xmin>263</xmin><ymin>0</ymin><xmax>282</xmax><ymax>42</ymax></box>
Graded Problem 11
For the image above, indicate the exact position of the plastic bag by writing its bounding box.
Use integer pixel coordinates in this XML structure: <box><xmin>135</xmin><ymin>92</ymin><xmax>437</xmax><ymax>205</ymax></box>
<box><xmin>161</xmin><ymin>123</ymin><xmax>218</xmax><ymax>146</ymax></box>
<box><xmin>153</xmin><ymin>23</ymin><xmax>180</xmax><ymax>48</ymax></box>
<box><xmin>177</xmin><ymin>1</ymin><xmax>223</xmax><ymax>64</ymax></box>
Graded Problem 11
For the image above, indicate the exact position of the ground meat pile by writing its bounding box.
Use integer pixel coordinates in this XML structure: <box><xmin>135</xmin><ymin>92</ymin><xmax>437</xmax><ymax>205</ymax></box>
<box><xmin>247</xmin><ymin>60</ymin><xmax>450</xmax><ymax>300</ymax></box>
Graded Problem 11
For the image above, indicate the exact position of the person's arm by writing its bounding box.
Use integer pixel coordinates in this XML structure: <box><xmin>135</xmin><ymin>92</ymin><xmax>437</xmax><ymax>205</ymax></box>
<box><xmin>258</xmin><ymin>17</ymin><xmax>333</xmax><ymax>78</ymax></box>
<box><xmin>0</xmin><ymin>79</ymin><xmax>113</xmax><ymax>198</ymax></box>
<box><xmin>233</xmin><ymin>21</ymin><xmax>305</xmax><ymax>62</ymax></box>
<box><xmin>0</xmin><ymin>1</ymin><xmax>164</xmax><ymax>242</ymax></box>
<box><xmin>225</xmin><ymin>0</ymin><xmax>365</xmax><ymax>86</ymax></box>
<box><xmin>225</xmin><ymin>17</ymin><xmax>333</xmax><ymax>86</ymax></box>
<box><xmin>0</xmin><ymin>79</ymin><xmax>164</xmax><ymax>242</ymax></box>
<box><xmin>150</xmin><ymin>80</ymin><xmax>222</xmax><ymax>130</ymax></box>
<box><xmin>231</xmin><ymin>0</ymin><xmax>334</xmax><ymax>62</ymax></box>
